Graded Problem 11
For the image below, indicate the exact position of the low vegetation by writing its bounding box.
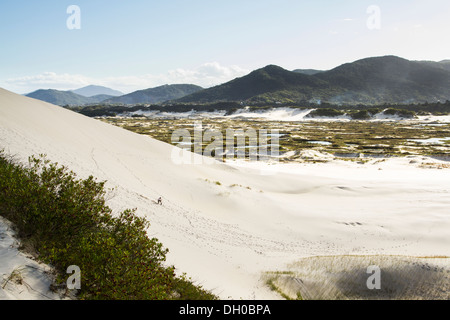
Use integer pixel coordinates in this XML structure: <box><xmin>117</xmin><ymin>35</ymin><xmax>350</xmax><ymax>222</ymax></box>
<box><xmin>306</xmin><ymin>108</ymin><xmax>345</xmax><ymax>118</ymax></box>
<box><xmin>383</xmin><ymin>108</ymin><xmax>416</xmax><ymax>119</ymax></box>
<box><xmin>99</xmin><ymin>117</ymin><xmax>450</xmax><ymax>162</ymax></box>
<box><xmin>65</xmin><ymin>99</ymin><xmax>450</xmax><ymax>118</ymax></box>
<box><xmin>0</xmin><ymin>151</ymin><xmax>217</xmax><ymax>300</ymax></box>
<box><xmin>264</xmin><ymin>255</ymin><xmax>450</xmax><ymax>300</ymax></box>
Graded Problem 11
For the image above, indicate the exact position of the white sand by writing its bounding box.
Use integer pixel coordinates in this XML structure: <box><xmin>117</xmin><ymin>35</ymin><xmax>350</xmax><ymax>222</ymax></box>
<box><xmin>0</xmin><ymin>87</ymin><xmax>449</xmax><ymax>300</ymax></box>
<box><xmin>0</xmin><ymin>217</ymin><xmax>68</xmax><ymax>300</ymax></box>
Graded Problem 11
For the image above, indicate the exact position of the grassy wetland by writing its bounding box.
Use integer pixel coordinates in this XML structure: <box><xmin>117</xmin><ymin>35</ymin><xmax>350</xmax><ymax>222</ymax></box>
<box><xmin>99</xmin><ymin>115</ymin><xmax>450</xmax><ymax>165</ymax></box>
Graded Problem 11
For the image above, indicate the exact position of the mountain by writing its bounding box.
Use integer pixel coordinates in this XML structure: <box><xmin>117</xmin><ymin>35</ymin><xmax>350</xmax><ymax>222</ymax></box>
<box><xmin>26</xmin><ymin>89</ymin><xmax>115</xmax><ymax>106</ymax></box>
<box><xmin>25</xmin><ymin>56</ymin><xmax>450</xmax><ymax>107</ymax></box>
<box><xmin>89</xmin><ymin>94</ymin><xmax>115</xmax><ymax>103</ymax></box>
<box><xmin>293</xmin><ymin>69</ymin><xmax>325</xmax><ymax>75</ymax></box>
<box><xmin>26</xmin><ymin>89</ymin><xmax>96</xmax><ymax>106</ymax></box>
<box><xmin>104</xmin><ymin>84</ymin><xmax>204</xmax><ymax>105</ymax></box>
<box><xmin>315</xmin><ymin>56</ymin><xmax>450</xmax><ymax>104</ymax></box>
<box><xmin>71</xmin><ymin>85</ymin><xmax>123</xmax><ymax>97</ymax></box>
<box><xmin>416</xmin><ymin>60</ymin><xmax>450</xmax><ymax>72</ymax></box>
<box><xmin>176</xmin><ymin>65</ymin><xmax>331</xmax><ymax>104</ymax></box>
<box><xmin>25</xmin><ymin>84</ymin><xmax>203</xmax><ymax>106</ymax></box>
<box><xmin>177</xmin><ymin>56</ymin><xmax>450</xmax><ymax>105</ymax></box>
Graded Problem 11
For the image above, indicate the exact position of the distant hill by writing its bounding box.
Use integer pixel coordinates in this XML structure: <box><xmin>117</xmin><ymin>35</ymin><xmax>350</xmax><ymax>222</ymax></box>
<box><xmin>316</xmin><ymin>56</ymin><xmax>450</xmax><ymax>104</ymax></box>
<box><xmin>71</xmin><ymin>85</ymin><xmax>123</xmax><ymax>97</ymax></box>
<box><xmin>177</xmin><ymin>56</ymin><xmax>450</xmax><ymax>105</ymax></box>
<box><xmin>26</xmin><ymin>89</ymin><xmax>96</xmax><ymax>106</ymax></box>
<box><xmin>89</xmin><ymin>94</ymin><xmax>115</xmax><ymax>103</ymax></box>
<box><xmin>26</xmin><ymin>89</ymin><xmax>116</xmax><ymax>106</ymax></box>
<box><xmin>104</xmin><ymin>84</ymin><xmax>204</xmax><ymax>105</ymax></box>
<box><xmin>416</xmin><ymin>60</ymin><xmax>450</xmax><ymax>73</ymax></box>
<box><xmin>293</xmin><ymin>69</ymin><xmax>325</xmax><ymax>75</ymax></box>
<box><xmin>25</xmin><ymin>56</ymin><xmax>450</xmax><ymax>107</ymax></box>
<box><xmin>176</xmin><ymin>65</ymin><xmax>330</xmax><ymax>104</ymax></box>
<box><xmin>25</xmin><ymin>84</ymin><xmax>202</xmax><ymax>106</ymax></box>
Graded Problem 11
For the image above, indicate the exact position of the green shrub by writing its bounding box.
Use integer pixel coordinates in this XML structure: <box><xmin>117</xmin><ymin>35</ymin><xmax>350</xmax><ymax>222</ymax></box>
<box><xmin>383</xmin><ymin>108</ymin><xmax>416</xmax><ymax>119</ymax></box>
<box><xmin>307</xmin><ymin>108</ymin><xmax>345</xmax><ymax>118</ymax></box>
<box><xmin>349</xmin><ymin>110</ymin><xmax>370</xmax><ymax>120</ymax></box>
<box><xmin>0</xmin><ymin>151</ymin><xmax>217</xmax><ymax>300</ymax></box>
<box><xmin>366</xmin><ymin>108</ymin><xmax>382</xmax><ymax>115</ymax></box>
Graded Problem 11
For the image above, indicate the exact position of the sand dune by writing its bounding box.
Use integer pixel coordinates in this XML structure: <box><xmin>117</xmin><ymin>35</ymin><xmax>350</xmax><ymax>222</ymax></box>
<box><xmin>0</xmin><ymin>87</ymin><xmax>449</xmax><ymax>299</ymax></box>
<box><xmin>0</xmin><ymin>217</ymin><xmax>69</xmax><ymax>300</ymax></box>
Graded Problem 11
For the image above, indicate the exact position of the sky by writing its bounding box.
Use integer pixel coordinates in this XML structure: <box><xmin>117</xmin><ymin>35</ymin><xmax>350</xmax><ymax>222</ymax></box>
<box><xmin>1</xmin><ymin>0</ymin><xmax>449</xmax><ymax>94</ymax></box>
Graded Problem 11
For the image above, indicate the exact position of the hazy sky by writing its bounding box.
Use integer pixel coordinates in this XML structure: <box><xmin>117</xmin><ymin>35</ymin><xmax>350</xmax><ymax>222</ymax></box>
<box><xmin>1</xmin><ymin>0</ymin><xmax>449</xmax><ymax>94</ymax></box>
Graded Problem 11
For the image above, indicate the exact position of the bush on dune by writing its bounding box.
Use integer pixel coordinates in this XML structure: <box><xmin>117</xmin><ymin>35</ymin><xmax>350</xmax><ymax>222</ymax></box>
<box><xmin>307</xmin><ymin>108</ymin><xmax>345</xmax><ymax>118</ymax></box>
<box><xmin>0</xmin><ymin>151</ymin><xmax>216</xmax><ymax>300</ymax></box>
<box><xmin>383</xmin><ymin>108</ymin><xmax>416</xmax><ymax>118</ymax></box>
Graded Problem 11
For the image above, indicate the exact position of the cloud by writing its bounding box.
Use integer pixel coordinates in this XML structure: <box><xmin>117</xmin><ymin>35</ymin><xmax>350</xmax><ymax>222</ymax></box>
<box><xmin>4</xmin><ymin>72</ymin><xmax>92</xmax><ymax>94</ymax></box>
<box><xmin>3</xmin><ymin>63</ymin><xmax>250</xmax><ymax>94</ymax></box>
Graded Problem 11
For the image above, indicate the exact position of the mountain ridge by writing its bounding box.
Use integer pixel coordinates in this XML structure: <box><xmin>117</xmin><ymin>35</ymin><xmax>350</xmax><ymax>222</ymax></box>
<box><xmin>293</xmin><ymin>69</ymin><xmax>325</xmax><ymax>75</ymax></box>
<box><xmin>175</xmin><ymin>56</ymin><xmax>450</xmax><ymax>105</ymax></box>
<box><xmin>71</xmin><ymin>85</ymin><xmax>123</xmax><ymax>97</ymax></box>
<box><xmin>104</xmin><ymin>84</ymin><xmax>204</xmax><ymax>105</ymax></box>
<box><xmin>26</xmin><ymin>89</ymin><xmax>106</xmax><ymax>106</ymax></box>
<box><xmin>176</xmin><ymin>65</ymin><xmax>330</xmax><ymax>104</ymax></box>
<box><xmin>26</xmin><ymin>84</ymin><xmax>204</xmax><ymax>106</ymax></box>
<box><xmin>24</xmin><ymin>56</ymin><xmax>450</xmax><ymax>107</ymax></box>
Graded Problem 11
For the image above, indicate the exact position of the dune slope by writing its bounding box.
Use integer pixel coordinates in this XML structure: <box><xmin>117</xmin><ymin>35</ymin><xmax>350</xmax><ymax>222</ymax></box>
<box><xmin>0</xmin><ymin>88</ymin><xmax>449</xmax><ymax>299</ymax></box>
